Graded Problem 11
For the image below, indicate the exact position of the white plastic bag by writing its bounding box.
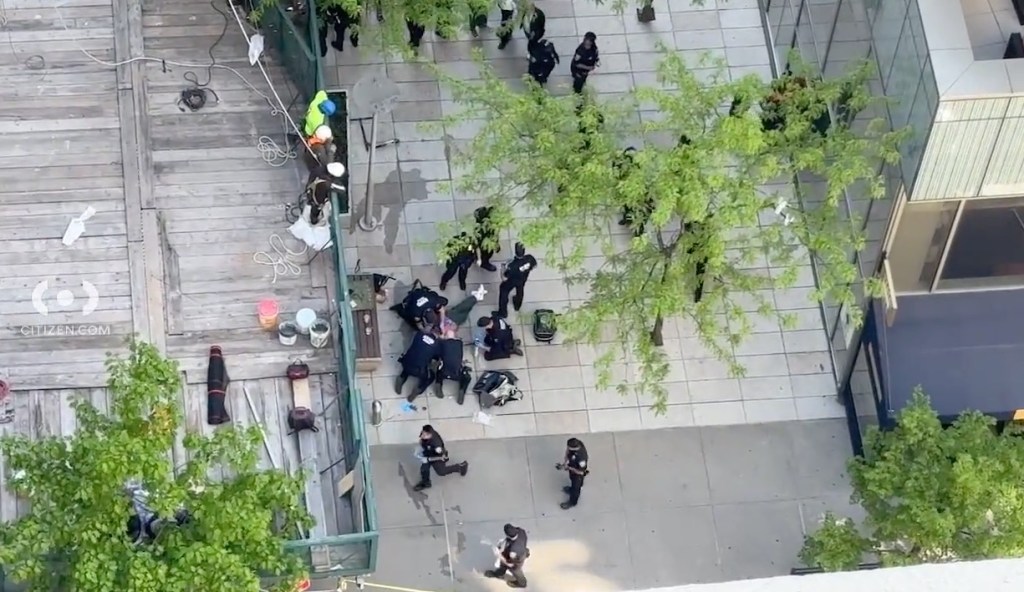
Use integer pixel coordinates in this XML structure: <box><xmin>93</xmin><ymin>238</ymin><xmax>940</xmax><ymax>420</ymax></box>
<box><xmin>248</xmin><ymin>33</ymin><xmax>264</xmax><ymax>66</ymax></box>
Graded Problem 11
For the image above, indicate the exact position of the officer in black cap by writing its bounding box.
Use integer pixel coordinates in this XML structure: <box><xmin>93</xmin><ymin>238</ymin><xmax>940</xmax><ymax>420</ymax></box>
<box><xmin>395</xmin><ymin>330</ymin><xmax>442</xmax><ymax>402</ymax></box>
<box><xmin>485</xmin><ymin>523</ymin><xmax>529</xmax><ymax>588</ymax></box>
<box><xmin>556</xmin><ymin>437</ymin><xmax>589</xmax><ymax>509</ymax></box>
<box><xmin>494</xmin><ymin>243</ymin><xmax>537</xmax><ymax>318</ymax></box>
<box><xmin>415</xmin><ymin>424</ymin><xmax>468</xmax><ymax>491</ymax></box>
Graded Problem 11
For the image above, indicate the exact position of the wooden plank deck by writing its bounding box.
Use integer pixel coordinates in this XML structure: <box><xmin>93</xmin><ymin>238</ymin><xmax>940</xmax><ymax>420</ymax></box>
<box><xmin>0</xmin><ymin>0</ymin><xmax>132</xmax><ymax>389</ymax></box>
<box><xmin>0</xmin><ymin>377</ymin><xmax>353</xmax><ymax>538</ymax></box>
<box><xmin>0</xmin><ymin>0</ymin><xmax>359</xmax><ymax>539</ymax></box>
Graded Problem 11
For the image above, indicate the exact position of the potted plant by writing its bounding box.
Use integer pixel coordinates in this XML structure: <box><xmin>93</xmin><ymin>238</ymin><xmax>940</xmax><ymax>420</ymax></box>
<box><xmin>637</xmin><ymin>0</ymin><xmax>656</xmax><ymax>22</ymax></box>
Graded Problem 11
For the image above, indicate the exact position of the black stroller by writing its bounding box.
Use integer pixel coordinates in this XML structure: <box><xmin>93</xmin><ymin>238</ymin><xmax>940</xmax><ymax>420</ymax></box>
<box><xmin>472</xmin><ymin>370</ymin><xmax>525</xmax><ymax>409</ymax></box>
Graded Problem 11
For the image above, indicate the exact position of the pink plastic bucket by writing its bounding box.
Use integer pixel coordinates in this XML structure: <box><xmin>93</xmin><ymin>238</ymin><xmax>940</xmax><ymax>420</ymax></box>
<box><xmin>257</xmin><ymin>299</ymin><xmax>280</xmax><ymax>331</ymax></box>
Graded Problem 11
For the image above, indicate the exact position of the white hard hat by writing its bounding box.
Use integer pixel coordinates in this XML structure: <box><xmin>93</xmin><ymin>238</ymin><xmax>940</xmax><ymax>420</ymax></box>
<box><xmin>326</xmin><ymin>162</ymin><xmax>345</xmax><ymax>177</ymax></box>
<box><xmin>313</xmin><ymin>125</ymin><xmax>333</xmax><ymax>141</ymax></box>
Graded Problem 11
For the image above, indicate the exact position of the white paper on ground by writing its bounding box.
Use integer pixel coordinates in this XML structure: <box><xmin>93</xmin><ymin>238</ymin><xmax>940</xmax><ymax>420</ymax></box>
<box><xmin>473</xmin><ymin>411</ymin><xmax>492</xmax><ymax>426</ymax></box>
<box><xmin>288</xmin><ymin>214</ymin><xmax>331</xmax><ymax>251</ymax></box>
<box><xmin>472</xmin><ymin>284</ymin><xmax>487</xmax><ymax>301</ymax></box>
<box><xmin>62</xmin><ymin>206</ymin><xmax>97</xmax><ymax>246</ymax></box>
<box><xmin>248</xmin><ymin>33</ymin><xmax>264</xmax><ymax>65</ymax></box>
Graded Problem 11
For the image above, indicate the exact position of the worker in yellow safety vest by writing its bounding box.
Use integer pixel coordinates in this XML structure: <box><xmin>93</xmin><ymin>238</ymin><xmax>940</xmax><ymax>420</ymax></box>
<box><xmin>303</xmin><ymin>90</ymin><xmax>337</xmax><ymax>137</ymax></box>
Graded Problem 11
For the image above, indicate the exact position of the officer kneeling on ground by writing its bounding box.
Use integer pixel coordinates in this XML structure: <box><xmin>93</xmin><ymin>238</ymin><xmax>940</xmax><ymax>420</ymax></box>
<box><xmin>395</xmin><ymin>330</ymin><xmax>442</xmax><ymax>402</ymax></box>
<box><xmin>415</xmin><ymin>424</ymin><xmax>468</xmax><ymax>491</ymax></box>
<box><xmin>557</xmin><ymin>437</ymin><xmax>589</xmax><ymax>510</ymax></box>
<box><xmin>435</xmin><ymin>331</ymin><xmax>472</xmax><ymax>399</ymax></box>
<box><xmin>486</xmin><ymin>523</ymin><xmax>529</xmax><ymax>588</ymax></box>
<box><xmin>474</xmin><ymin>315</ymin><xmax>523</xmax><ymax>361</ymax></box>
<box><xmin>390</xmin><ymin>281</ymin><xmax>448</xmax><ymax>330</ymax></box>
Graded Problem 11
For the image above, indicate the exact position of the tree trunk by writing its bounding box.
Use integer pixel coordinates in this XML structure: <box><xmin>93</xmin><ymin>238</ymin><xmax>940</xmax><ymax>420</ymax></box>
<box><xmin>650</xmin><ymin>314</ymin><xmax>665</xmax><ymax>346</ymax></box>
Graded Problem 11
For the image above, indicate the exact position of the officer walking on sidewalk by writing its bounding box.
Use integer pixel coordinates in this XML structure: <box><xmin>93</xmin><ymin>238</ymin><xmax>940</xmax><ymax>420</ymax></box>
<box><xmin>414</xmin><ymin>424</ymin><xmax>468</xmax><ymax>491</ymax></box>
<box><xmin>494</xmin><ymin>242</ymin><xmax>537</xmax><ymax>318</ymax></box>
<box><xmin>557</xmin><ymin>437</ymin><xmax>589</xmax><ymax>509</ymax></box>
<box><xmin>485</xmin><ymin>523</ymin><xmax>529</xmax><ymax>588</ymax></box>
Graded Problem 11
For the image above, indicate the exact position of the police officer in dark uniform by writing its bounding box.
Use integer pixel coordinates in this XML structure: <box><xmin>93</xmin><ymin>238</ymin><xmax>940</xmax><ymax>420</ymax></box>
<box><xmin>391</xmin><ymin>282</ymin><xmax>448</xmax><ymax>329</ymax></box>
<box><xmin>570</xmin><ymin>32</ymin><xmax>599</xmax><ymax>94</ymax></box>
<box><xmin>522</xmin><ymin>5</ymin><xmax>545</xmax><ymax>42</ymax></box>
<box><xmin>474</xmin><ymin>206</ymin><xmax>499</xmax><ymax>272</ymax></box>
<box><xmin>318</xmin><ymin>4</ymin><xmax>359</xmax><ymax>56</ymax></box>
<box><xmin>557</xmin><ymin>437</ymin><xmax>589</xmax><ymax>509</ymax></box>
<box><xmin>527</xmin><ymin>38</ymin><xmax>559</xmax><ymax>86</ymax></box>
<box><xmin>434</xmin><ymin>334</ymin><xmax>472</xmax><ymax>399</ymax></box>
<box><xmin>415</xmin><ymin>424</ymin><xmax>468</xmax><ymax>491</ymax></box>
<box><xmin>485</xmin><ymin>523</ymin><xmax>529</xmax><ymax>588</ymax></box>
<box><xmin>440</xmin><ymin>234</ymin><xmax>476</xmax><ymax>291</ymax></box>
<box><xmin>494</xmin><ymin>243</ymin><xmax>537</xmax><ymax>318</ymax></box>
<box><xmin>395</xmin><ymin>331</ymin><xmax>442</xmax><ymax>402</ymax></box>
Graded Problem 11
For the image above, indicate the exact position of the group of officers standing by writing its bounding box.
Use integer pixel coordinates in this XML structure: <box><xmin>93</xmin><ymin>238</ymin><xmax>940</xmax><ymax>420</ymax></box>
<box><xmin>317</xmin><ymin>1</ymin><xmax>602</xmax><ymax>94</ymax></box>
<box><xmin>416</xmin><ymin>424</ymin><xmax>590</xmax><ymax>588</ymax></box>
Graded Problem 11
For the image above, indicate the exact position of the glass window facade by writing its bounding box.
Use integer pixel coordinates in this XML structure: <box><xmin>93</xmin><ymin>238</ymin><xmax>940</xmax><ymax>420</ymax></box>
<box><xmin>763</xmin><ymin>0</ymin><xmax>940</xmax><ymax>381</ymax></box>
<box><xmin>938</xmin><ymin>197</ymin><xmax>1024</xmax><ymax>290</ymax></box>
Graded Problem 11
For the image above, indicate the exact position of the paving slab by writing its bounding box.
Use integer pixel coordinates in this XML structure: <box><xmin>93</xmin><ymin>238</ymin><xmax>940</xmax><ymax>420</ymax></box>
<box><xmin>366</xmin><ymin>419</ymin><xmax>856</xmax><ymax>591</ymax></box>
<box><xmin>327</xmin><ymin>0</ymin><xmax>849</xmax><ymax>441</ymax></box>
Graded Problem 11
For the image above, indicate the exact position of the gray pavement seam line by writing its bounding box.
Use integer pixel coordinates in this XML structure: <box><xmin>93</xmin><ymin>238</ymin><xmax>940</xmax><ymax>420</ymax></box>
<box><xmin>439</xmin><ymin>486</ymin><xmax>457</xmax><ymax>592</ymax></box>
<box><xmin>610</xmin><ymin>432</ymin><xmax>639</xmax><ymax>590</ymax></box>
<box><xmin>522</xmin><ymin>436</ymin><xmax>541</xmax><ymax>523</ymax></box>
<box><xmin>697</xmin><ymin>427</ymin><xmax>725</xmax><ymax>566</ymax></box>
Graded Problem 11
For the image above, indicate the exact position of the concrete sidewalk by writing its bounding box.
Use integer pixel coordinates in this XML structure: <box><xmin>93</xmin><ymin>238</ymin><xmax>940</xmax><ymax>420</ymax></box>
<box><xmin>366</xmin><ymin>419</ymin><xmax>863</xmax><ymax>592</ymax></box>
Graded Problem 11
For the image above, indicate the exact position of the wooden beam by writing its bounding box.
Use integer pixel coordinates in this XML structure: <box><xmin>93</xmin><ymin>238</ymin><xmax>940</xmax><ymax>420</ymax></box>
<box><xmin>127</xmin><ymin>242</ymin><xmax>151</xmax><ymax>342</ymax></box>
<box><xmin>117</xmin><ymin>88</ymin><xmax>143</xmax><ymax>243</ymax></box>
<box><xmin>142</xmin><ymin>210</ymin><xmax>168</xmax><ymax>353</ymax></box>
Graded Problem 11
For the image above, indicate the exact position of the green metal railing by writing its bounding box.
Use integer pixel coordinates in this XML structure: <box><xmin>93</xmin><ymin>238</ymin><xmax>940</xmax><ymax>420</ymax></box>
<box><xmin>259</xmin><ymin>1</ymin><xmax>319</xmax><ymax>102</ymax></box>
<box><xmin>295</xmin><ymin>0</ymin><xmax>380</xmax><ymax>577</ymax></box>
<box><xmin>257</xmin><ymin>0</ymin><xmax>378</xmax><ymax>577</ymax></box>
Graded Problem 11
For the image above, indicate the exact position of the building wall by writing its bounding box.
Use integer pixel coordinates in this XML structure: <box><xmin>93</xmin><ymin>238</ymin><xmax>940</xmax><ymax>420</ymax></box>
<box><xmin>914</xmin><ymin>98</ymin><xmax>1024</xmax><ymax>201</ymax></box>
<box><xmin>763</xmin><ymin>0</ymin><xmax>940</xmax><ymax>381</ymax></box>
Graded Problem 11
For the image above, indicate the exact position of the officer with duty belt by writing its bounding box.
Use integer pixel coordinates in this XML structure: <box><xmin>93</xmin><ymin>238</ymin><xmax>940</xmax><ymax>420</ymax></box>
<box><xmin>485</xmin><ymin>523</ymin><xmax>529</xmax><ymax>588</ymax></box>
<box><xmin>557</xmin><ymin>437</ymin><xmax>589</xmax><ymax>510</ymax></box>
<box><xmin>494</xmin><ymin>243</ymin><xmax>537</xmax><ymax>318</ymax></box>
<box><xmin>414</xmin><ymin>424</ymin><xmax>468</xmax><ymax>491</ymax></box>
<box><xmin>395</xmin><ymin>331</ymin><xmax>441</xmax><ymax>402</ymax></box>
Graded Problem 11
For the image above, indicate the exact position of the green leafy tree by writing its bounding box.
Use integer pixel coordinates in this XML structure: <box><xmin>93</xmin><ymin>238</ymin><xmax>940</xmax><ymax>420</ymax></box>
<box><xmin>435</xmin><ymin>50</ymin><xmax>905</xmax><ymax>411</ymax></box>
<box><xmin>801</xmin><ymin>390</ymin><xmax>1024</xmax><ymax>570</ymax></box>
<box><xmin>317</xmin><ymin>0</ymin><xmax>513</xmax><ymax>51</ymax></box>
<box><xmin>0</xmin><ymin>340</ymin><xmax>311</xmax><ymax>592</ymax></box>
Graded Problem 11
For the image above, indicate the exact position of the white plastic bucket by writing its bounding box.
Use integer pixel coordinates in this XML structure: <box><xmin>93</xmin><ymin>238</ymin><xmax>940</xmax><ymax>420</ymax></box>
<box><xmin>309</xmin><ymin>319</ymin><xmax>331</xmax><ymax>349</ymax></box>
<box><xmin>278</xmin><ymin>322</ymin><xmax>298</xmax><ymax>346</ymax></box>
<box><xmin>295</xmin><ymin>308</ymin><xmax>316</xmax><ymax>334</ymax></box>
